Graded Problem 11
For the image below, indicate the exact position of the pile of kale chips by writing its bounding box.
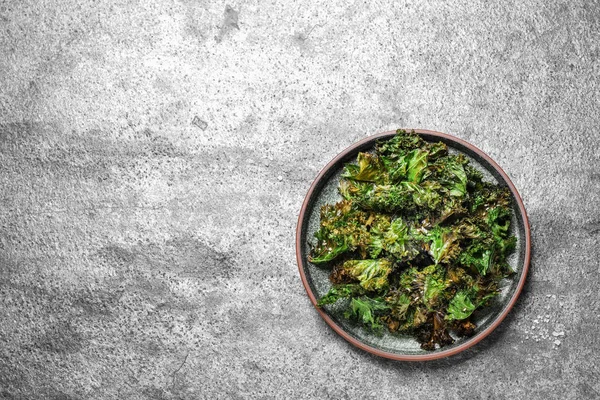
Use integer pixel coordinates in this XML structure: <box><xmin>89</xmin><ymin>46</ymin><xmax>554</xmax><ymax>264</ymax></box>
<box><xmin>309</xmin><ymin>130</ymin><xmax>516</xmax><ymax>350</ymax></box>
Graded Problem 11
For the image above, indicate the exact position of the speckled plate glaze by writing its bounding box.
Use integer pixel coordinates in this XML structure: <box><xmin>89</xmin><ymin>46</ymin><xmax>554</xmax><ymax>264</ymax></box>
<box><xmin>296</xmin><ymin>129</ymin><xmax>531</xmax><ymax>361</ymax></box>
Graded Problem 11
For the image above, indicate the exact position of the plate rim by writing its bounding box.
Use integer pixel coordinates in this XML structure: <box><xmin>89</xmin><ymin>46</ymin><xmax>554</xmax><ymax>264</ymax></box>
<box><xmin>295</xmin><ymin>128</ymin><xmax>531</xmax><ymax>361</ymax></box>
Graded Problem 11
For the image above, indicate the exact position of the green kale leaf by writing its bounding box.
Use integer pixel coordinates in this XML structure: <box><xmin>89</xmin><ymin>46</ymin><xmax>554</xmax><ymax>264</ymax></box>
<box><xmin>317</xmin><ymin>284</ymin><xmax>364</xmax><ymax>307</ymax></box>
<box><xmin>344</xmin><ymin>296</ymin><xmax>390</xmax><ymax>330</ymax></box>
<box><xmin>342</xmin><ymin>259</ymin><xmax>393</xmax><ymax>291</ymax></box>
<box><xmin>446</xmin><ymin>290</ymin><xmax>477</xmax><ymax>321</ymax></box>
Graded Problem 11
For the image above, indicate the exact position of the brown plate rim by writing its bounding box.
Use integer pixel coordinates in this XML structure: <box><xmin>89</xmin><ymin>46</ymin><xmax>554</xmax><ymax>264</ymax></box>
<box><xmin>295</xmin><ymin>128</ymin><xmax>531</xmax><ymax>361</ymax></box>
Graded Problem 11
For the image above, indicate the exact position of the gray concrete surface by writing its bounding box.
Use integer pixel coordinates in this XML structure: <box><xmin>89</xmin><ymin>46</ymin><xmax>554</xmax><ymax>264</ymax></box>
<box><xmin>0</xmin><ymin>0</ymin><xmax>599</xmax><ymax>399</ymax></box>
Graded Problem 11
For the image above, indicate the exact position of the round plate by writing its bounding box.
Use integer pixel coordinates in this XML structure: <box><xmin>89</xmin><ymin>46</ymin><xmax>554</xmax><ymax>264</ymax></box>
<box><xmin>296</xmin><ymin>129</ymin><xmax>531</xmax><ymax>361</ymax></box>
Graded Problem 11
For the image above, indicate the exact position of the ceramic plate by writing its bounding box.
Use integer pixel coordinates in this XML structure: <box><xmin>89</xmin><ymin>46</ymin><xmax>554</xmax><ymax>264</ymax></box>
<box><xmin>296</xmin><ymin>129</ymin><xmax>531</xmax><ymax>361</ymax></box>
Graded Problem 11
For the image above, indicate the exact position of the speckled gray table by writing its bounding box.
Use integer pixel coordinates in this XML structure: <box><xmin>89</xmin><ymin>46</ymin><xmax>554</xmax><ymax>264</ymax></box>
<box><xmin>1</xmin><ymin>1</ymin><xmax>599</xmax><ymax>399</ymax></box>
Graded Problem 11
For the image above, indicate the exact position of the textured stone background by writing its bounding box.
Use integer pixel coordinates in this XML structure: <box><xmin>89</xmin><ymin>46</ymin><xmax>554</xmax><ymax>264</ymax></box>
<box><xmin>1</xmin><ymin>0</ymin><xmax>599</xmax><ymax>399</ymax></box>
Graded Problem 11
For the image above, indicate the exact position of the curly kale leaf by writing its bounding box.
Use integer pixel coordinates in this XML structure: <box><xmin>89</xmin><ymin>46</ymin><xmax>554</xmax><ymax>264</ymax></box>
<box><xmin>317</xmin><ymin>284</ymin><xmax>364</xmax><ymax>307</ymax></box>
<box><xmin>468</xmin><ymin>182</ymin><xmax>512</xmax><ymax>213</ymax></box>
<box><xmin>397</xmin><ymin>265</ymin><xmax>449</xmax><ymax>311</ymax></box>
<box><xmin>383</xmin><ymin>155</ymin><xmax>408</xmax><ymax>183</ymax></box>
<box><xmin>407</xmin><ymin>181</ymin><xmax>442</xmax><ymax>210</ymax></box>
<box><xmin>342</xmin><ymin>152</ymin><xmax>387</xmax><ymax>183</ymax></box>
<box><xmin>406</xmin><ymin>149</ymin><xmax>429</xmax><ymax>183</ymax></box>
<box><xmin>446</xmin><ymin>267</ymin><xmax>476</xmax><ymax>288</ymax></box>
<box><xmin>454</xmin><ymin>219</ymin><xmax>487</xmax><ymax>240</ymax></box>
<box><xmin>427</xmin><ymin>141</ymin><xmax>449</xmax><ymax>160</ymax></box>
<box><xmin>364</xmin><ymin>214</ymin><xmax>392</xmax><ymax>258</ymax></box>
<box><xmin>367</xmin><ymin>233</ymin><xmax>385</xmax><ymax>259</ymax></box>
<box><xmin>446</xmin><ymin>290</ymin><xmax>477</xmax><ymax>321</ymax></box>
<box><xmin>445</xmin><ymin>157</ymin><xmax>468</xmax><ymax>197</ymax></box>
<box><xmin>339</xmin><ymin>181</ymin><xmax>414</xmax><ymax>213</ymax></box>
<box><xmin>376</xmin><ymin>129</ymin><xmax>426</xmax><ymax>157</ymax></box>
<box><xmin>422</xmin><ymin>226</ymin><xmax>461</xmax><ymax>265</ymax></box>
<box><xmin>309</xmin><ymin>200</ymin><xmax>370</xmax><ymax>263</ymax></box>
<box><xmin>419</xmin><ymin>312</ymin><xmax>455</xmax><ymax>350</ymax></box>
<box><xmin>385</xmin><ymin>291</ymin><xmax>412</xmax><ymax>320</ymax></box>
<box><xmin>487</xmin><ymin>206</ymin><xmax>511</xmax><ymax>236</ymax></box>
<box><xmin>342</xmin><ymin>259</ymin><xmax>393</xmax><ymax>291</ymax></box>
<box><xmin>487</xmin><ymin>206</ymin><xmax>517</xmax><ymax>256</ymax></box>
<box><xmin>446</xmin><ymin>286</ymin><xmax>499</xmax><ymax>322</ymax></box>
<box><xmin>458</xmin><ymin>205</ymin><xmax>516</xmax><ymax>275</ymax></box>
<box><xmin>383</xmin><ymin>218</ymin><xmax>421</xmax><ymax>260</ymax></box>
<box><xmin>459</xmin><ymin>241</ymin><xmax>494</xmax><ymax>275</ymax></box>
<box><xmin>465</xmin><ymin>164</ymin><xmax>483</xmax><ymax>186</ymax></box>
<box><xmin>344</xmin><ymin>296</ymin><xmax>390</xmax><ymax>330</ymax></box>
<box><xmin>423</xmin><ymin>273</ymin><xmax>448</xmax><ymax>310</ymax></box>
<box><xmin>339</xmin><ymin>181</ymin><xmax>442</xmax><ymax>215</ymax></box>
<box><xmin>342</xmin><ymin>148</ymin><xmax>433</xmax><ymax>186</ymax></box>
<box><xmin>424</xmin><ymin>154</ymin><xmax>468</xmax><ymax>197</ymax></box>
<box><xmin>367</xmin><ymin>217</ymin><xmax>424</xmax><ymax>262</ymax></box>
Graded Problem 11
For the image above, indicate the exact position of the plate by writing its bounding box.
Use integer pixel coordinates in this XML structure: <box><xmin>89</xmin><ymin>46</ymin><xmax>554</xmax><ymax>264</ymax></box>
<box><xmin>296</xmin><ymin>129</ymin><xmax>531</xmax><ymax>361</ymax></box>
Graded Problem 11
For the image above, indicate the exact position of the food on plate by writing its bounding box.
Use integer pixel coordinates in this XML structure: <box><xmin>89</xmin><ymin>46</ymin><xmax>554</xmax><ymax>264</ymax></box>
<box><xmin>309</xmin><ymin>130</ymin><xmax>516</xmax><ymax>350</ymax></box>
